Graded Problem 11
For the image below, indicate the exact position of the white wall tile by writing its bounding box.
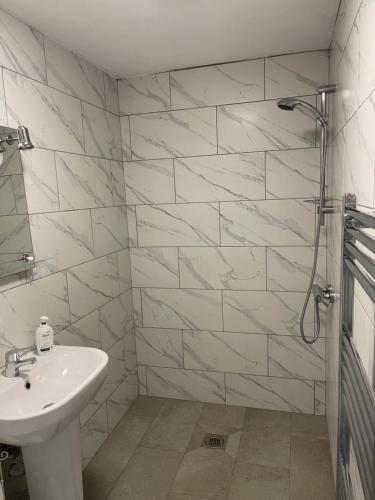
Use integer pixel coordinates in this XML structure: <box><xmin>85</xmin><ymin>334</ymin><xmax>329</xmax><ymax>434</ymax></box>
<box><xmin>223</xmin><ymin>290</ymin><xmax>314</xmax><ymax>336</ymax></box>
<box><xmin>358</xmin><ymin>0</ymin><xmax>375</xmax><ymax>104</ymax></box>
<box><xmin>183</xmin><ymin>330</ymin><xmax>267</xmax><ymax>375</ymax></box>
<box><xmin>267</xmin><ymin>246</ymin><xmax>326</xmax><ymax>292</ymax></box>
<box><xmin>30</xmin><ymin>210</ymin><xmax>94</xmax><ymax>277</ymax></box>
<box><xmin>22</xmin><ymin>148</ymin><xmax>60</xmax><ymax>213</ymax></box>
<box><xmin>142</xmin><ymin>288</ymin><xmax>223</xmax><ymax>331</ymax></box>
<box><xmin>120</xmin><ymin>116</ymin><xmax>132</xmax><ymax>161</ymax></box>
<box><xmin>217</xmin><ymin>97</ymin><xmax>316</xmax><ymax>154</ymax></box>
<box><xmin>119</xmin><ymin>73</ymin><xmax>170</xmax><ymax>115</ymax></box>
<box><xmin>111</xmin><ymin>160</ymin><xmax>126</xmax><ymax>205</ymax></box>
<box><xmin>352</xmin><ymin>295</ymin><xmax>374</xmax><ymax>384</ymax></box>
<box><xmin>170</xmin><ymin>59</ymin><xmax>264</xmax><ymax>108</ymax></box>
<box><xmin>126</xmin><ymin>205</ymin><xmax>138</xmax><ymax>247</ymax></box>
<box><xmin>67</xmin><ymin>254</ymin><xmax>119</xmax><ymax>321</ymax></box>
<box><xmin>265</xmin><ymin>51</ymin><xmax>329</xmax><ymax>99</ymax></box>
<box><xmin>82</xmin><ymin>103</ymin><xmax>122</xmax><ymax>160</ymax></box>
<box><xmin>92</xmin><ymin>206</ymin><xmax>128</xmax><ymax>256</ymax></box>
<box><xmin>45</xmin><ymin>38</ymin><xmax>105</xmax><ymax>108</ymax></box>
<box><xmin>179</xmin><ymin>246</ymin><xmax>266</xmax><ymax>290</ymax></box>
<box><xmin>4</xmin><ymin>70</ymin><xmax>84</xmax><ymax>153</ymax></box>
<box><xmin>0</xmin><ymin>68</ymin><xmax>7</xmax><ymax>124</ymax></box>
<box><xmin>56</xmin><ymin>152</ymin><xmax>113</xmax><ymax>210</ymax></box>
<box><xmin>81</xmin><ymin>404</ymin><xmax>108</xmax><ymax>468</ymax></box>
<box><xmin>0</xmin><ymin>271</ymin><xmax>70</xmax><ymax>349</ymax></box>
<box><xmin>315</xmin><ymin>381</ymin><xmax>326</xmax><ymax>416</ymax></box>
<box><xmin>0</xmin><ymin>10</ymin><xmax>46</xmax><ymax>82</ymax></box>
<box><xmin>117</xmin><ymin>248</ymin><xmax>132</xmax><ymax>293</ymax></box>
<box><xmin>100</xmin><ymin>290</ymin><xmax>134</xmax><ymax>350</ymax></box>
<box><xmin>136</xmin><ymin>327</ymin><xmax>183</xmax><ymax>368</ymax></box>
<box><xmin>104</xmin><ymin>73</ymin><xmax>119</xmax><ymax>115</ymax></box>
<box><xmin>137</xmin><ymin>203</ymin><xmax>220</xmax><ymax>247</ymax></box>
<box><xmin>130</xmin><ymin>107</ymin><xmax>217</xmax><ymax>159</ymax></box>
<box><xmin>147</xmin><ymin>366</ymin><xmax>225</xmax><ymax>404</ymax></box>
<box><xmin>220</xmin><ymin>199</ymin><xmax>315</xmax><ymax>246</ymax></box>
<box><xmin>132</xmin><ymin>288</ymin><xmax>143</xmax><ymax>327</ymax></box>
<box><xmin>107</xmin><ymin>371</ymin><xmax>138</xmax><ymax>431</ymax></box>
<box><xmin>138</xmin><ymin>366</ymin><xmax>147</xmax><ymax>395</ymax></box>
<box><xmin>130</xmin><ymin>247</ymin><xmax>179</xmax><ymax>288</ymax></box>
<box><xmin>56</xmin><ymin>310</ymin><xmax>101</xmax><ymax>348</ymax></box>
<box><xmin>175</xmin><ymin>152</ymin><xmax>265</xmax><ymax>203</ymax></box>
<box><xmin>124</xmin><ymin>158</ymin><xmax>175</xmax><ymax>204</ymax></box>
<box><xmin>266</xmin><ymin>148</ymin><xmax>320</xmax><ymax>199</ymax></box>
<box><xmin>268</xmin><ymin>336</ymin><xmax>325</xmax><ymax>381</ymax></box>
<box><xmin>226</xmin><ymin>374</ymin><xmax>314</xmax><ymax>414</ymax></box>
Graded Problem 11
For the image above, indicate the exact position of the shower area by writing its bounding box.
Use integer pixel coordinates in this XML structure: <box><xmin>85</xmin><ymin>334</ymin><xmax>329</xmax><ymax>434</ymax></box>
<box><xmin>0</xmin><ymin>0</ymin><xmax>374</xmax><ymax>498</ymax></box>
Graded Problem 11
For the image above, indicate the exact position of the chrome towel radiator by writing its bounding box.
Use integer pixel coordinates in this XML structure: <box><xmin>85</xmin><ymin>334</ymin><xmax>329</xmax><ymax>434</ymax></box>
<box><xmin>337</xmin><ymin>194</ymin><xmax>375</xmax><ymax>500</ymax></box>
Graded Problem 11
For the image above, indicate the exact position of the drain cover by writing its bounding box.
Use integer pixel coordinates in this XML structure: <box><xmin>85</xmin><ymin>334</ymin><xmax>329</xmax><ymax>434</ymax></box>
<box><xmin>42</xmin><ymin>402</ymin><xmax>55</xmax><ymax>409</ymax></box>
<box><xmin>202</xmin><ymin>433</ymin><xmax>227</xmax><ymax>450</ymax></box>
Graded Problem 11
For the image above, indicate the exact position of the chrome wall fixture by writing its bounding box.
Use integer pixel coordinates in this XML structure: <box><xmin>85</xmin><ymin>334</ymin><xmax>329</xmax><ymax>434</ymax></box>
<box><xmin>337</xmin><ymin>194</ymin><xmax>375</xmax><ymax>500</ymax></box>
<box><xmin>0</xmin><ymin>126</ymin><xmax>34</xmax><ymax>152</ymax></box>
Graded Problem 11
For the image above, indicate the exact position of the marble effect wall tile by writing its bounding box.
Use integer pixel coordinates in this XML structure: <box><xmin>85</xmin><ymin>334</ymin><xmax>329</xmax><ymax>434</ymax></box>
<box><xmin>268</xmin><ymin>336</ymin><xmax>326</xmax><ymax>381</ymax></box>
<box><xmin>265</xmin><ymin>51</ymin><xmax>329</xmax><ymax>99</ymax></box>
<box><xmin>56</xmin><ymin>152</ymin><xmax>113</xmax><ymax>210</ymax></box>
<box><xmin>136</xmin><ymin>327</ymin><xmax>183</xmax><ymax>368</ymax></box>
<box><xmin>120</xmin><ymin>116</ymin><xmax>132</xmax><ymax>161</ymax></box>
<box><xmin>81</xmin><ymin>404</ymin><xmax>108</xmax><ymax>469</ymax></box>
<box><xmin>137</xmin><ymin>203</ymin><xmax>220</xmax><ymax>247</ymax></box>
<box><xmin>147</xmin><ymin>366</ymin><xmax>225</xmax><ymax>404</ymax></box>
<box><xmin>119</xmin><ymin>73</ymin><xmax>170</xmax><ymax>115</ymax></box>
<box><xmin>82</xmin><ymin>103</ymin><xmax>122</xmax><ymax>160</ymax></box>
<box><xmin>91</xmin><ymin>206</ymin><xmax>128</xmax><ymax>256</ymax></box>
<box><xmin>130</xmin><ymin>247</ymin><xmax>179</xmax><ymax>288</ymax></box>
<box><xmin>175</xmin><ymin>152</ymin><xmax>265</xmax><ymax>203</ymax></box>
<box><xmin>217</xmin><ymin>97</ymin><xmax>317</xmax><ymax>153</ymax></box>
<box><xmin>117</xmin><ymin>248</ymin><xmax>132</xmax><ymax>293</ymax></box>
<box><xmin>104</xmin><ymin>74</ymin><xmax>119</xmax><ymax>115</ymax></box>
<box><xmin>223</xmin><ymin>290</ymin><xmax>314</xmax><ymax>336</ymax></box>
<box><xmin>267</xmin><ymin>246</ymin><xmax>326</xmax><ymax>292</ymax></box>
<box><xmin>179</xmin><ymin>246</ymin><xmax>266</xmax><ymax>290</ymax></box>
<box><xmin>45</xmin><ymin>38</ymin><xmax>105</xmax><ymax>108</ymax></box>
<box><xmin>0</xmin><ymin>68</ymin><xmax>7</xmax><ymax>124</ymax></box>
<box><xmin>124</xmin><ymin>158</ymin><xmax>175</xmax><ymax>204</ymax></box>
<box><xmin>111</xmin><ymin>160</ymin><xmax>126</xmax><ymax>205</ymax></box>
<box><xmin>30</xmin><ymin>210</ymin><xmax>94</xmax><ymax>277</ymax></box>
<box><xmin>107</xmin><ymin>371</ymin><xmax>138</xmax><ymax>431</ymax></box>
<box><xmin>266</xmin><ymin>148</ymin><xmax>320</xmax><ymax>199</ymax></box>
<box><xmin>130</xmin><ymin>107</ymin><xmax>217</xmax><ymax>159</ymax></box>
<box><xmin>0</xmin><ymin>9</ymin><xmax>46</xmax><ymax>82</ymax></box>
<box><xmin>132</xmin><ymin>288</ymin><xmax>143</xmax><ymax>327</ymax></box>
<box><xmin>315</xmin><ymin>381</ymin><xmax>326</xmax><ymax>416</ymax></box>
<box><xmin>220</xmin><ymin>199</ymin><xmax>315</xmax><ymax>246</ymax></box>
<box><xmin>170</xmin><ymin>59</ymin><xmax>264</xmax><ymax>108</ymax></box>
<box><xmin>126</xmin><ymin>205</ymin><xmax>138</xmax><ymax>247</ymax></box>
<box><xmin>142</xmin><ymin>288</ymin><xmax>223</xmax><ymax>331</ymax></box>
<box><xmin>56</xmin><ymin>310</ymin><xmax>101</xmax><ymax>348</ymax></box>
<box><xmin>4</xmin><ymin>70</ymin><xmax>84</xmax><ymax>153</ymax></box>
<box><xmin>226</xmin><ymin>374</ymin><xmax>314</xmax><ymax>414</ymax></box>
<box><xmin>100</xmin><ymin>290</ymin><xmax>134</xmax><ymax>350</ymax></box>
<box><xmin>67</xmin><ymin>254</ymin><xmax>119</xmax><ymax>321</ymax></box>
<box><xmin>0</xmin><ymin>271</ymin><xmax>70</xmax><ymax>349</ymax></box>
<box><xmin>138</xmin><ymin>365</ymin><xmax>147</xmax><ymax>395</ymax></box>
<box><xmin>183</xmin><ymin>330</ymin><xmax>268</xmax><ymax>375</ymax></box>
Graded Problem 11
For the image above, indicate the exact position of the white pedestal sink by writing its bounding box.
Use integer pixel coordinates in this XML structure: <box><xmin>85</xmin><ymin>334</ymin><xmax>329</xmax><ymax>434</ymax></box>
<box><xmin>0</xmin><ymin>345</ymin><xmax>108</xmax><ymax>500</ymax></box>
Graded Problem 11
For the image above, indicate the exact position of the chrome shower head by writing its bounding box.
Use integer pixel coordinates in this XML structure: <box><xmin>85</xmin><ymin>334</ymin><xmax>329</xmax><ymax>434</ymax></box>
<box><xmin>277</xmin><ymin>98</ymin><xmax>326</xmax><ymax>125</ymax></box>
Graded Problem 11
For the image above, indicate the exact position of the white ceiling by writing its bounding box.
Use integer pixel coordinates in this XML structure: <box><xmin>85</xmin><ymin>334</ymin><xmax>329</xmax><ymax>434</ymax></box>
<box><xmin>0</xmin><ymin>0</ymin><xmax>339</xmax><ymax>77</ymax></box>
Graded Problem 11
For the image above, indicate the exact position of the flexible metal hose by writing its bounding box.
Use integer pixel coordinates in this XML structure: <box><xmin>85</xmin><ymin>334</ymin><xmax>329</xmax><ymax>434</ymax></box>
<box><xmin>300</xmin><ymin>120</ymin><xmax>327</xmax><ymax>344</ymax></box>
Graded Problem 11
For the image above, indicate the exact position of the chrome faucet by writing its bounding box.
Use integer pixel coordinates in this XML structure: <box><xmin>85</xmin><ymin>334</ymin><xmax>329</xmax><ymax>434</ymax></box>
<box><xmin>4</xmin><ymin>347</ymin><xmax>37</xmax><ymax>377</ymax></box>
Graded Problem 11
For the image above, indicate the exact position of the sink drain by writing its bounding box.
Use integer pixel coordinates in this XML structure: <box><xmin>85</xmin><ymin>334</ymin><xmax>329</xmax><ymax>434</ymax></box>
<box><xmin>202</xmin><ymin>433</ymin><xmax>227</xmax><ymax>450</ymax></box>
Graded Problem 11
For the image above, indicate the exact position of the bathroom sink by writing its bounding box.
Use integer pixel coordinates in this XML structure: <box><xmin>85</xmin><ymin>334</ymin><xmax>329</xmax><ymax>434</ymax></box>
<box><xmin>0</xmin><ymin>345</ymin><xmax>108</xmax><ymax>446</ymax></box>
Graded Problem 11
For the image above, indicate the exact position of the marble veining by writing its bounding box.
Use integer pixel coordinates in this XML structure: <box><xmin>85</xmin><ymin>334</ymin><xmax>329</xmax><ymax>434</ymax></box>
<box><xmin>130</xmin><ymin>247</ymin><xmax>179</xmax><ymax>288</ymax></box>
<box><xmin>135</xmin><ymin>327</ymin><xmax>183</xmax><ymax>368</ymax></box>
<box><xmin>119</xmin><ymin>73</ymin><xmax>170</xmax><ymax>115</ymax></box>
<box><xmin>91</xmin><ymin>206</ymin><xmax>128</xmax><ymax>257</ymax></box>
<box><xmin>175</xmin><ymin>153</ymin><xmax>265</xmax><ymax>203</ymax></box>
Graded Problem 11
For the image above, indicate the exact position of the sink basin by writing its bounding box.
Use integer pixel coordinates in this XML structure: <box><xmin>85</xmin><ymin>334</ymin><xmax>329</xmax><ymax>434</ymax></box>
<box><xmin>0</xmin><ymin>345</ymin><xmax>108</xmax><ymax>446</ymax></box>
<box><xmin>0</xmin><ymin>345</ymin><xmax>108</xmax><ymax>500</ymax></box>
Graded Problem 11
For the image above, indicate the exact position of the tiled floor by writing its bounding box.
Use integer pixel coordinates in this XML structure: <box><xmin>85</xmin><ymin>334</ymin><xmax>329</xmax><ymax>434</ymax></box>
<box><xmin>83</xmin><ymin>397</ymin><xmax>336</xmax><ymax>500</ymax></box>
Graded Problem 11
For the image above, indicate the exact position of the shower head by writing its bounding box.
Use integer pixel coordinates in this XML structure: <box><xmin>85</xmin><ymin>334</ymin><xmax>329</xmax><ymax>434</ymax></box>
<box><xmin>277</xmin><ymin>98</ymin><xmax>326</xmax><ymax>125</ymax></box>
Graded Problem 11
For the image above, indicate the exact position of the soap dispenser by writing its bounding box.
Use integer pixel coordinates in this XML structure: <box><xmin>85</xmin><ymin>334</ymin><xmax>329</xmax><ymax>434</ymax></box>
<box><xmin>35</xmin><ymin>316</ymin><xmax>54</xmax><ymax>355</ymax></box>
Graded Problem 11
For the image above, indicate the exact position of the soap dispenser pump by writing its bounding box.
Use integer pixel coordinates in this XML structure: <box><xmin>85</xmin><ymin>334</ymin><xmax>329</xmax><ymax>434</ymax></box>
<box><xmin>35</xmin><ymin>316</ymin><xmax>54</xmax><ymax>355</ymax></box>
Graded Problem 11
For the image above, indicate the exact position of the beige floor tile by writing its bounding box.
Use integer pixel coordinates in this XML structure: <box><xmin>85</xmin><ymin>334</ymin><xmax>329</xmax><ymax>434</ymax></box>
<box><xmin>237</xmin><ymin>428</ymin><xmax>291</xmax><ymax>469</ymax></box>
<box><xmin>244</xmin><ymin>408</ymin><xmax>291</xmax><ymax>432</ymax></box>
<box><xmin>199</xmin><ymin>403</ymin><xmax>246</xmax><ymax>429</ymax></box>
<box><xmin>171</xmin><ymin>447</ymin><xmax>234</xmax><ymax>500</ymax></box>
<box><xmin>83</xmin><ymin>413</ymin><xmax>153</xmax><ymax>499</ymax></box>
<box><xmin>290</xmin><ymin>436</ymin><xmax>335</xmax><ymax>500</ymax></box>
<box><xmin>141</xmin><ymin>399</ymin><xmax>203</xmax><ymax>452</ymax></box>
<box><xmin>167</xmin><ymin>495</ymin><xmax>212</xmax><ymax>500</ymax></box>
<box><xmin>108</xmin><ymin>446</ymin><xmax>183</xmax><ymax>500</ymax></box>
<box><xmin>291</xmin><ymin>414</ymin><xmax>328</xmax><ymax>440</ymax></box>
<box><xmin>227</xmin><ymin>463</ymin><xmax>290</xmax><ymax>500</ymax></box>
<box><xmin>128</xmin><ymin>395</ymin><xmax>167</xmax><ymax>417</ymax></box>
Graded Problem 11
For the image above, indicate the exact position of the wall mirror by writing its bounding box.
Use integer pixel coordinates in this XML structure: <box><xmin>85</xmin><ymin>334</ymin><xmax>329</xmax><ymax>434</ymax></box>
<box><xmin>0</xmin><ymin>125</ymin><xmax>34</xmax><ymax>278</ymax></box>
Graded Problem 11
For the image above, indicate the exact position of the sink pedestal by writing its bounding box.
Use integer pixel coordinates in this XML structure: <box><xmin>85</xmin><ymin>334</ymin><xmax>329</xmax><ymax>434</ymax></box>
<box><xmin>22</xmin><ymin>419</ymin><xmax>83</xmax><ymax>500</ymax></box>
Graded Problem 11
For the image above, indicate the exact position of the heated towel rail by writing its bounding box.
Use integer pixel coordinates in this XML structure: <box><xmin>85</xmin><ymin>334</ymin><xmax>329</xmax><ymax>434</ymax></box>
<box><xmin>337</xmin><ymin>194</ymin><xmax>375</xmax><ymax>500</ymax></box>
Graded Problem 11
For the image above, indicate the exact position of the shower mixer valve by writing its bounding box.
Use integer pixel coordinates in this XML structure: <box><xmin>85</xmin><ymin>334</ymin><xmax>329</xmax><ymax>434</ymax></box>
<box><xmin>312</xmin><ymin>284</ymin><xmax>336</xmax><ymax>306</ymax></box>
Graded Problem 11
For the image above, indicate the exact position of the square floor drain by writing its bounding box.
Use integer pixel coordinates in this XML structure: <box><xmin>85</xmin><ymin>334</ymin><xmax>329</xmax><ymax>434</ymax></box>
<box><xmin>201</xmin><ymin>433</ymin><xmax>228</xmax><ymax>450</ymax></box>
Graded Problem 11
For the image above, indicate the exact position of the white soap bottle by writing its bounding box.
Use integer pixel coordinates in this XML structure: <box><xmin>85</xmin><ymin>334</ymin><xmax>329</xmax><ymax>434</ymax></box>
<box><xmin>35</xmin><ymin>316</ymin><xmax>54</xmax><ymax>355</ymax></box>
